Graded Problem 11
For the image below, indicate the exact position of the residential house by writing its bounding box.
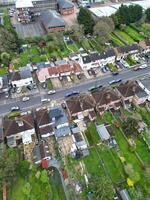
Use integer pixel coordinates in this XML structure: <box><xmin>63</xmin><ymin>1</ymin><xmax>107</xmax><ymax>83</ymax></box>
<box><xmin>116</xmin><ymin>81</ymin><xmax>148</xmax><ymax>106</ymax></box>
<box><xmin>137</xmin><ymin>78</ymin><xmax>150</xmax><ymax>96</ymax></box>
<box><xmin>37</xmin><ymin>60</ymin><xmax>81</xmax><ymax>82</ymax></box>
<box><xmin>66</xmin><ymin>94</ymin><xmax>95</xmax><ymax>121</ymax></box>
<box><xmin>58</xmin><ymin>0</ymin><xmax>74</xmax><ymax>15</ymax></box>
<box><xmin>32</xmin><ymin>140</ymin><xmax>51</xmax><ymax>165</ymax></box>
<box><xmin>49</xmin><ymin>106</ymin><xmax>71</xmax><ymax>139</ymax></box>
<box><xmin>78</xmin><ymin>52</ymin><xmax>100</xmax><ymax>70</ymax></box>
<box><xmin>99</xmin><ymin>48</ymin><xmax>116</xmax><ymax>67</ymax></box>
<box><xmin>79</xmin><ymin>49</ymin><xmax>116</xmax><ymax>70</ymax></box>
<box><xmin>3</xmin><ymin>112</ymin><xmax>35</xmax><ymax>147</ymax></box>
<box><xmin>71</xmin><ymin>126</ymin><xmax>88</xmax><ymax>151</ymax></box>
<box><xmin>9</xmin><ymin>66</ymin><xmax>33</xmax><ymax>88</ymax></box>
<box><xmin>139</xmin><ymin>39</ymin><xmax>150</xmax><ymax>53</ymax></box>
<box><xmin>115</xmin><ymin>44</ymin><xmax>139</xmax><ymax>61</ymax></box>
<box><xmin>40</xmin><ymin>9</ymin><xmax>65</xmax><ymax>32</ymax></box>
<box><xmin>91</xmin><ymin>87</ymin><xmax>121</xmax><ymax>115</ymax></box>
<box><xmin>0</xmin><ymin>75</ymin><xmax>9</xmax><ymax>94</ymax></box>
<box><xmin>35</xmin><ymin>108</ymin><xmax>54</xmax><ymax>139</ymax></box>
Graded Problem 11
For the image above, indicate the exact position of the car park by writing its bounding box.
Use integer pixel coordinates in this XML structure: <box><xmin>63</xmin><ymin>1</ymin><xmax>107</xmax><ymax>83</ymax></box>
<box><xmin>47</xmin><ymin>90</ymin><xmax>56</xmax><ymax>95</ymax></box>
<box><xmin>11</xmin><ymin>106</ymin><xmax>20</xmax><ymax>112</ymax></box>
<box><xmin>22</xmin><ymin>96</ymin><xmax>30</xmax><ymax>102</ymax></box>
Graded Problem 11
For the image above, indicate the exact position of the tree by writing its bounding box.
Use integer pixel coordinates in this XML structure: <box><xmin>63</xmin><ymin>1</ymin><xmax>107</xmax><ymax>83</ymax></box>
<box><xmin>124</xmin><ymin>163</ymin><xmax>140</xmax><ymax>183</ymax></box>
<box><xmin>89</xmin><ymin>175</ymin><xmax>114</xmax><ymax>200</ymax></box>
<box><xmin>0</xmin><ymin>52</ymin><xmax>10</xmax><ymax>67</ymax></box>
<box><xmin>0</xmin><ymin>27</ymin><xmax>18</xmax><ymax>53</ymax></box>
<box><xmin>145</xmin><ymin>8</ymin><xmax>150</xmax><ymax>22</ymax></box>
<box><xmin>111</xmin><ymin>4</ymin><xmax>143</xmax><ymax>27</ymax></box>
<box><xmin>0</xmin><ymin>146</ymin><xmax>19</xmax><ymax>192</ymax></box>
<box><xmin>93</xmin><ymin>17</ymin><xmax>114</xmax><ymax>44</ymax></box>
<box><xmin>71</xmin><ymin>24</ymin><xmax>84</xmax><ymax>42</ymax></box>
<box><xmin>17</xmin><ymin>160</ymin><xmax>30</xmax><ymax>178</ymax></box>
<box><xmin>77</xmin><ymin>7</ymin><xmax>95</xmax><ymax>34</ymax></box>
<box><xmin>122</xmin><ymin>117</ymin><xmax>139</xmax><ymax>136</ymax></box>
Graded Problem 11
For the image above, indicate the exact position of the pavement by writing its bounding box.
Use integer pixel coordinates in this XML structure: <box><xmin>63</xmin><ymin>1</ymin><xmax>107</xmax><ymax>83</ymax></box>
<box><xmin>1</xmin><ymin>67</ymin><xmax>150</xmax><ymax>116</ymax></box>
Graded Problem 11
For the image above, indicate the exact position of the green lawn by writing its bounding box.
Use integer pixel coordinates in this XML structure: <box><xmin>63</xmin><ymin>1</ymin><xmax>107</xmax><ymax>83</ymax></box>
<box><xmin>140</xmin><ymin>23</ymin><xmax>150</xmax><ymax>38</ymax></box>
<box><xmin>114</xmin><ymin>30</ymin><xmax>135</xmax><ymax>45</ymax></box>
<box><xmin>10</xmin><ymin>168</ymin><xmax>52</xmax><ymax>200</ymax></box>
<box><xmin>0</xmin><ymin>67</ymin><xmax>8</xmax><ymax>75</ymax></box>
<box><xmin>97</xmin><ymin>145</ymin><xmax>125</xmax><ymax>183</ymax></box>
<box><xmin>107</xmin><ymin>63</ymin><xmax>118</xmax><ymax>72</ymax></box>
<box><xmin>85</xmin><ymin>122</ymin><xmax>100</xmax><ymax>145</ymax></box>
<box><xmin>125</xmin><ymin>55</ymin><xmax>136</xmax><ymax>66</ymax></box>
<box><xmin>67</xmin><ymin>43</ymin><xmax>79</xmax><ymax>53</ymax></box>
<box><xmin>123</xmin><ymin>26</ymin><xmax>144</xmax><ymax>41</ymax></box>
<box><xmin>80</xmin><ymin>39</ymin><xmax>92</xmax><ymax>51</ymax></box>
<box><xmin>110</xmin><ymin>33</ymin><xmax>125</xmax><ymax>47</ymax></box>
<box><xmin>47</xmin><ymin>79</ymin><xmax>53</xmax><ymax>90</ymax></box>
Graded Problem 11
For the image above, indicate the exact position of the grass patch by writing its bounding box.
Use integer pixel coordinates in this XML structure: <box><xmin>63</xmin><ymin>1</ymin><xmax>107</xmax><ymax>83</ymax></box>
<box><xmin>110</xmin><ymin>33</ymin><xmax>125</xmax><ymax>47</ymax></box>
<box><xmin>81</xmin><ymin>39</ymin><xmax>92</xmax><ymax>51</ymax></box>
<box><xmin>123</xmin><ymin>26</ymin><xmax>144</xmax><ymax>41</ymax></box>
<box><xmin>125</xmin><ymin>55</ymin><xmax>136</xmax><ymax>66</ymax></box>
<box><xmin>85</xmin><ymin>122</ymin><xmax>100</xmax><ymax>145</ymax></box>
<box><xmin>47</xmin><ymin>79</ymin><xmax>53</xmax><ymax>90</ymax></box>
<box><xmin>114</xmin><ymin>30</ymin><xmax>135</xmax><ymax>45</ymax></box>
<box><xmin>0</xmin><ymin>67</ymin><xmax>8</xmax><ymax>75</ymax></box>
<box><xmin>107</xmin><ymin>63</ymin><xmax>118</xmax><ymax>72</ymax></box>
<box><xmin>10</xmin><ymin>167</ymin><xmax>52</xmax><ymax>200</ymax></box>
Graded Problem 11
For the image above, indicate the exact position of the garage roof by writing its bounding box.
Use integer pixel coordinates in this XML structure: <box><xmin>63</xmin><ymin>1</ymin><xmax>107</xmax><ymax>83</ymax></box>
<box><xmin>16</xmin><ymin>0</ymin><xmax>33</xmax><ymax>8</ymax></box>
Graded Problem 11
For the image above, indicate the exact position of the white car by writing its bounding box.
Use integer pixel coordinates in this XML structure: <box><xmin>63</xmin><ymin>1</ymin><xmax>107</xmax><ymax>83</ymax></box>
<box><xmin>47</xmin><ymin>90</ymin><xmax>56</xmax><ymax>95</ymax></box>
<box><xmin>139</xmin><ymin>64</ymin><xmax>147</xmax><ymax>69</ymax></box>
<box><xmin>22</xmin><ymin>96</ymin><xmax>30</xmax><ymax>102</ymax></box>
<box><xmin>41</xmin><ymin>98</ymin><xmax>50</xmax><ymax>103</ymax></box>
<box><xmin>11</xmin><ymin>106</ymin><xmax>20</xmax><ymax>112</ymax></box>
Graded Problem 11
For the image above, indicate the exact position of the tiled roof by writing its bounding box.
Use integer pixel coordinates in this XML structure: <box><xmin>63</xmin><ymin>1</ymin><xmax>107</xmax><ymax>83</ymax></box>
<box><xmin>116</xmin><ymin>81</ymin><xmax>145</xmax><ymax>98</ymax></box>
<box><xmin>35</xmin><ymin>109</ymin><xmax>51</xmax><ymax>126</ymax></box>
<box><xmin>92</xmin><ymin>87</ymin><xmax>120</xmax><ymax>106</ymax></box>
<box><xmin>40</xmin><ymin>10</ymin><xmax>65</xmax><ymax>29</ymax></box>
<box><xmin>3</xmin><ymin>113</ymin><xmax>34</xmax><ymax>137</ymax></box>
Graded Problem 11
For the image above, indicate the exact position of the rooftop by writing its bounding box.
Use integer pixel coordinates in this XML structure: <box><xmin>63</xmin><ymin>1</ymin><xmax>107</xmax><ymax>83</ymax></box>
<box><xmin>96</xmin><ymin>124</ymin><xmax>110</xmax><ymax>141</ymax></box>
<box><xmin>3</xmin><ymin>113</ymin><xmax>34</xmax><ymax>137</ymax></box>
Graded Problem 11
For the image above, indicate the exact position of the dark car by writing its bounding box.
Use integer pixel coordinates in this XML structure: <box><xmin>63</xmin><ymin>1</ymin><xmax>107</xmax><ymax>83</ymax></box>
<box><xmin>115</xmin><ymin>78</ymin><xmax>122</xmax><ymax>83</ymax></box>
<box><xmin>65</xmin><ymin>91</ymin><xmax>79</xmax><ymax>97</ymax></box>
<box><xmin>112</xmin><ymin>72</ymin><xmax>119</xmax><ymax>76</ymax></box>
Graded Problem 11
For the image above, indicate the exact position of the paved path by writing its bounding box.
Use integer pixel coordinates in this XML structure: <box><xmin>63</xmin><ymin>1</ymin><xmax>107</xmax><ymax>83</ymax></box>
<box><xmin>48</xmin><ymin>159</ymin><xmax>70</xmax><ymax>200</ymax></box>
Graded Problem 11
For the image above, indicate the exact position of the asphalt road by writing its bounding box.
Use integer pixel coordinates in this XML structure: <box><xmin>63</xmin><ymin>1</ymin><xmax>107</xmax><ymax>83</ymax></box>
<box><xmin>1</xmin><ymin>67</ymin><xmax>150</xmax><ymax>116</ymax></box>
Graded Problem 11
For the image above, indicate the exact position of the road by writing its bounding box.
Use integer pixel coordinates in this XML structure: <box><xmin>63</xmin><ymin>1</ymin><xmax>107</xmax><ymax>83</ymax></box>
<box><xmin>0</xmin><ymin>67</ymin><xmax>150</xmax><ymax>116</ymax></box>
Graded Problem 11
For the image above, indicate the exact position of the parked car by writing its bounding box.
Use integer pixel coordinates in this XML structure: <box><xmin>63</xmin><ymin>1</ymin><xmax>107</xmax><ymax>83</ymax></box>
<box><xmin>109</xmin><ymin>79</ymin><xmax>122</xmax><ymax>85</ymax></box>
<box><xmin>133</xmin><ymin>67</ymin><xmax>140</xmax><ymax>71</ymax></box>
<box><xmin>112</xmin><ymin>72</ymin><xmax>119</xmax><ymax>76</ymax></box>
<box><xmin>22</xmin><ymin>96</ymin><xmax>30</xmax><ymax>102</ymax></box>
<box><xmin>65</xmin><ymin>91</ymin><xmax>79</xmax><ymax>97</ymax></box>
<box><xmin>41</xmin><ymin>98</ymin><xmax>50</xmax><ymax>103</ymax></box>
<box><xmin>47</xmin><ymin>90</ymin><xmax>56</xmax><ymax>95</ymax></box>
<box><xmin>11</xmin><ymin>106</ymin><xmax>20</xmax><ymax>112</ymax></box>
<box><xmin>139</xmin><ymin>64</ymin><xmax>148</xmax><ymax>69</ymax></box>
<box><xmin>77</xmin><ymin>74</ymin><xmax>82</xmax><ymax>80</ymax></box>
<box><xmin>109</xmin><ymin>80</ymin><xmax>116</xmax><ymax>85</ymax></box>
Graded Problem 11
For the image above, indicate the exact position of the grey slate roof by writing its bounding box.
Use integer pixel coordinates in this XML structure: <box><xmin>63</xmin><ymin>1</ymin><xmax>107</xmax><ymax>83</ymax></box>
<box><xmin>49</xmin><ymin>107</ymin><xmax>62</xmax><ymax>119</ymax></box>
<box><xmin>58</xmin><ymin>0</ymin><xmax>74</xmax><ymax>9</ymax></box>
<box><xmin>55</xmin><ymin>126</ymin><xmax>70</xmax><ymax>138</ymax></box>
<box><xmin>19</xmin><ymin>66</ymin><xmax>32</xmax><ymax>79</ymax></box>
<box><xmin>40</xmin><ymin>10</ymin><xmax>65</xmax><ymax>29</ymax></box>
